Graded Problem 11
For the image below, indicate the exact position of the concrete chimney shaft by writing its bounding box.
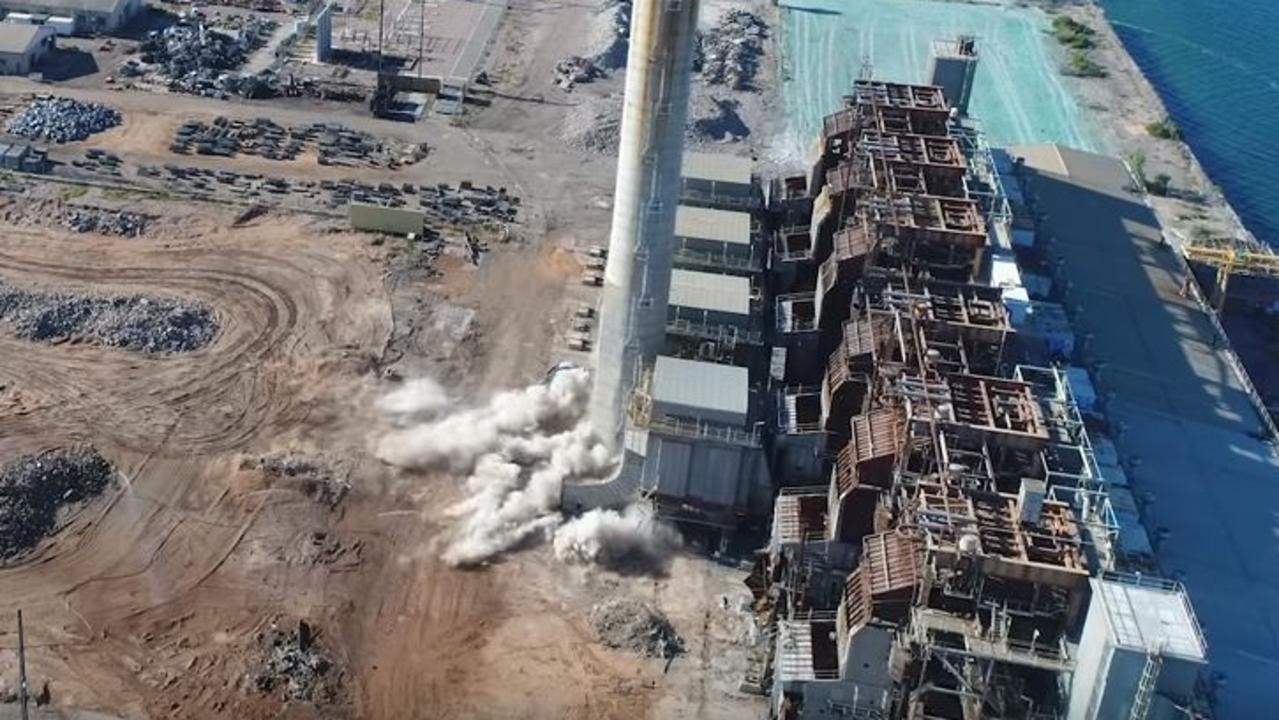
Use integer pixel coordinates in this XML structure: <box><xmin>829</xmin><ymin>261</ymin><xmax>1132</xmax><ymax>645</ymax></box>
<box><xmin>588</xmin><ymin>0</ymin><xmax>701</xmax><ymax>449</ymax></box>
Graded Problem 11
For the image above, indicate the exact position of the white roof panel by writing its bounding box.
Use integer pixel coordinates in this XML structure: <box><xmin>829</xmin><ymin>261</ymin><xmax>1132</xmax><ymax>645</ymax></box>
<box><xmin>668</xmin><ymin>269</ymin><xmax>750</xmax><ymax>316</ymax></box>
<box><xmin>681</xmin><ymin>151</ymin><xmax>753</xmax><ymax>186</ymax></box>
<box><xmin>1092</xmin><ymin>577</ymin><xmax>1206</xmax><ymax>661</ymax></box>
<box><xmin>675</xmin><ymin>205</ymin><xmax>752</xmax><ymax>246</ymax></box>
<box><xmin>652</xmin><ymin>356</ymin><xmax>748</xmax><ymax>420</ymax></box>
<box><xmin>0</xmin><ymin>22</ymin><xmax>46</xmax><ymax>55</ymax></box>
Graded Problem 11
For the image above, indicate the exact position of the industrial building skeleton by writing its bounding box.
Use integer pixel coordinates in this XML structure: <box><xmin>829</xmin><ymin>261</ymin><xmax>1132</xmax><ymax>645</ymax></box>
<box><xmin>757</xmin><ymin>81</ymin><xmax>1204</xmax><ymax>720</ymax></box>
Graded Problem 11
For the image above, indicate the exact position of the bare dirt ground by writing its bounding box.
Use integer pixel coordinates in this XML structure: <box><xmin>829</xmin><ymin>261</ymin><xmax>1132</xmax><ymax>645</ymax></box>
<box><xmin>0</xmin><ymin>0</ymin><xmax>766</xmax><ymax>716</ymax></box>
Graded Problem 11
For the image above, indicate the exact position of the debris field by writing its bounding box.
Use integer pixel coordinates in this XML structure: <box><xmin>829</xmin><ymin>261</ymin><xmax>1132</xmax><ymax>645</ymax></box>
<box><xmin>59</xmin><ymin>205</ymin><xmax>149</xmax><ymax>237</ymax></box>
<box><xmin>6</xmin><ymin>97</ymin><xmax>121</xmax><ymax>143</ymax></box>
<box><xmin>0</xmin><ymin>279</ymin><xmax>218</xmax><ymax>353</ymax></box>
<box><xmin>248</xmin><ymin>619</ymin><xmax>345</xmax><ymax>706</ymax></box>
<box><xmin>136</xmin><ymin>15</ymin><xmax>278</xmax><ymax>98</ymax></box>
<box><xmin>697</xmin><ymin>10</ymin><xmax>768</xmax><ymax>90</ymax></box>
<box><xmin>589</xmin><ymin>597</ymin><xmax>686</xmax><ymax>659</ymax></box>
<box><xmin>0</xmin><ymin>447</ymin><xmax>114</xmax><ymax>561</ymax></box>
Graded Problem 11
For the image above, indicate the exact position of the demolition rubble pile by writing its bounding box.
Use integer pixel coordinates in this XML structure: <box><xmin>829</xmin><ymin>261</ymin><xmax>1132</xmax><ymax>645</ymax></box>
<box><xmin>589</xmin><ymin>598</ymin><xmax>685</xmax><ymax>659</ymax></box>
<box><xmin>697</xmin><ymin>10</ymin><xmax>767</xmax><ymax>90</ymax></box>
<box><xmin>5</xmin><ymin>97</ymin><xmax>121</xmax><ymax>143</ymax></box>
<box><xmin>553</xmin><ymin>56</ymin><xmax>601</xmax><ymax>91</ymax></box>
<box><xmin>249</xmin><ymin>619</ymin><xmax>344</xmax><ymax>705</ymax></box>
<box><xmin>170</xmin><ymin>117</ymin><xmax>424</xmax><ymax>168</ymax></box>
<box><xmin>137</xmin><ymin>16</ymin><xmax>278</xmax><ymax>97</ymax></box>
<box><xmin>60</xmin><ymin>205</ymin><xmax>148</xmax><ymax>236</ymax></box>
<box><xmin>0</xmin><ymin>447</ymin><xmax>114</xmax><ymax>561</ymax></box>
<box><xmin>253</xmin><ymin>454</ymin><xmax>349</xmax><ymax>507</ymax></box>
<box><xmin>0</xmin><ymin>280</ymin><xmax>218</xmax><ymax>353</ymax></box>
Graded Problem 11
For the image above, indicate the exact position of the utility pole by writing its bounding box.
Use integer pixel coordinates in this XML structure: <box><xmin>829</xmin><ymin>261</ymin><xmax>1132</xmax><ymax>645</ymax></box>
<box><xmin>17</xmin><ymin>610</ymin><xmax>29</xmax><ymax>720</ymax></box>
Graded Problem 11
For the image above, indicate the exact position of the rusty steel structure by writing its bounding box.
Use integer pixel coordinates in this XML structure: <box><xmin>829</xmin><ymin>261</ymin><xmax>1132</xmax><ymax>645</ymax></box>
<box><xmin>758</xmin><ymin>81</ymin><xmax>1125</xmax><ymax>720</ymax></box>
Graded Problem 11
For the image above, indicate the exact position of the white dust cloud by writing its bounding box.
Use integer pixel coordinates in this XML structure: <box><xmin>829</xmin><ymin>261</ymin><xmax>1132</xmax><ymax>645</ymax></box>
<box><xmin>375</xmin><ymin>368</ymin><xmax>676</xmax><ymax>568</ymax></box>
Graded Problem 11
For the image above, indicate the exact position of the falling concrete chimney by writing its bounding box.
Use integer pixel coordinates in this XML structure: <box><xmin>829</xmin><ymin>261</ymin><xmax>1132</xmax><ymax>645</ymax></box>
<box><xmin>589</xmin><ymin>0</ymin><xmax>701</xmax><ymax>449</ymax></box>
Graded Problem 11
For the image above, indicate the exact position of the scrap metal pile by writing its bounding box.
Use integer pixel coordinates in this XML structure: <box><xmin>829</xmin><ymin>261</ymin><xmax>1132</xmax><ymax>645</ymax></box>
<box><xmin>60</xmin><ymin>205</ymin><xmax>148</xmax><ymax>237</ymax></box>
<box><xmin>5</xmin><ymin>97</ymin><xmax>121</xmax><ymax>143</ymax></box>
<box><xmin>553</xmin><ymin>56</ymin><xmax>601</xmax><ymax>91</ymax></box>
<box><xmin>0</xmin><ymin>447</ymin><xmax>114</xmax><ymax>561</ymax></box>
<box><xmin>696</xmin><ymin>10</ymin><xmax>767</xmax><ymax>90</ymax></box>
<box><xmin>0</xmin><ymin>279</ymin><xmax>218</xmax><ymax>353</ymax></box>
<box><xmin>137</xmin><ymin>163</ymin><xmax>518</xmax><ymax>227</ymax></box>
<box><xmin>137</xmin><ymin>15</ymin><xmax>278</xmax><ymax>97</ymax></box>
<box><xmin>250</xmin><ymin>619</ymin><xmax>344</xmax><ymax>705</ymax></box>
<box><xmin>588</xmin><ymin>598</ymin><xmax>684</xmax><ymax>659</ymax></box>
<box><xmin>170</xmin><ymin>117</ymin><xmax>424</xmax><ymax>168</ymax></box>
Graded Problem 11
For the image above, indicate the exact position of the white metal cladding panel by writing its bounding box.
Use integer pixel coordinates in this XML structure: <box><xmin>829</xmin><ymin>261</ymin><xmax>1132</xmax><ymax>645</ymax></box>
<box><xmin>681</xmin><ymin>151</ymin><xmax>753</xmax><ymax>186</ymax></box>
<box><xmin>668</xmin><ymin>269</ymin><xmax>751</xmax><ymax>316</ymax></box>
<box><xmin>1067</xmin><ymin>595</ymin><xmax>1114</xmax><ymax>720</ymax></box>
<box><xmin>651</xmin><ymin>356</ymin><xmax>749</xmax><ymax>424</ymax></box>
<box><xmin>650</xmin><ymin>437</ymin><xmax>693</xmax><ymax>499</ymax></box>
<box><xmin>674</xmin><ymin>205</ymin><xmax>751</xmax><ymax>246</ymax></box>
<box><xmin>687</xmin><ymin>444</ymin><xmax>744</xmax><ymax>506</ymax></box>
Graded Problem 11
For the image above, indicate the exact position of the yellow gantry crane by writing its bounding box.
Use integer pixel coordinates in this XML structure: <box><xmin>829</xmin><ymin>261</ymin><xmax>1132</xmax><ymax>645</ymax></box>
<box><xmin>1180</xmin><ymin>239</ymin><xmax>1279</xmax><ymax>310</ymax></box>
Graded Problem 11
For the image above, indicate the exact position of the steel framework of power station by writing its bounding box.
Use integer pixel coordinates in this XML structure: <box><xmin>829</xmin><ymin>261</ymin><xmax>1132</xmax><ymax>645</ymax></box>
<box><xmin>750</xmin><ymin>80</ymin><xmax>1209</xmax><ymax>720</ymax></box>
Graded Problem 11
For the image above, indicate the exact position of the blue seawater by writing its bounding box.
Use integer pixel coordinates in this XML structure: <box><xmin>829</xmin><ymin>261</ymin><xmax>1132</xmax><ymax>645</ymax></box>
<box><xmin>1101</xmin><ymin>0</ymin><xmax>1279</xmax><ymax>245</ymax></box>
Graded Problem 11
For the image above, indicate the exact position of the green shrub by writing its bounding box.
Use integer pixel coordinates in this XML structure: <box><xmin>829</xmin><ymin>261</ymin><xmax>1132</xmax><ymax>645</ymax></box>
<box><xmin>1067</xmin><ymin>50</ymin><xmax>1107</xmax><ymax>77</ymax></box>
<box><xmin>1146</xmin><ymin>118</ymin><xmax>1180</xmax><ymax>140</ymax></box>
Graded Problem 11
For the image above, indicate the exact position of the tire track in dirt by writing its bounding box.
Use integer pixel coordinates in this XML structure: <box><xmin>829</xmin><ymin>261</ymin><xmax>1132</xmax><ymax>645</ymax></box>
<box><xmin>0</xmin><ymin>247</ymin><xmax>305</xmax><ymax>453</ymax></box>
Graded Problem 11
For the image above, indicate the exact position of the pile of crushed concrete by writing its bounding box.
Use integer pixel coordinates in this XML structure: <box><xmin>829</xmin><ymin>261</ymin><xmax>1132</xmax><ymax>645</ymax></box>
<box><xmin>589</xmin><ymin>597</ymin><xmax>684</xmax><ymax>659</ymax></box>
<box><xmin>0</xmin><ymin>279</ymin><xmax>218</xmax><ymax>354</ymax></box>
<box><xmin>0</xmin><ymin>447</ymin><xmax>114</xmax><ymax>561</ymax></box>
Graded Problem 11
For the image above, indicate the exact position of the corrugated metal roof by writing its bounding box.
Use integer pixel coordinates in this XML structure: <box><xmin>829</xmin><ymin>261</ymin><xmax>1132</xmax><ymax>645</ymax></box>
<box><xmin>1092</xmin><ymin>577</ymin><xmax>1206</xmax><ymax>660</ymax></box>
<box><xmin>674</xmin><ymin>205</ymin><xmax>751</xmax><ymax>246</ymax></box>
<box><xmin>681</xmin><ymin>151</ymin><xmax>753</xmax><ymax>185</ymax></box>
<box><xmin>652</xmin><ymin>356</ymin><xmax>748</xmax><ymax>419</ymax></box>
<box><xmin>668</xmin><ymin>268</ymin><xmax>750</xmax><ymax>316</ymax></box>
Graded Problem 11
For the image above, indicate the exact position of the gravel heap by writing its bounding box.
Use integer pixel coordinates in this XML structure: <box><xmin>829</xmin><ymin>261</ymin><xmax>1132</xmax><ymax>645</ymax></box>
<box><xmin>61</xmin><ymin>206</ymin><xmax>148</xmax><ymax>237</ymax></box>
<box><xmin>560</xmin><ymin>93</ymin><xmax>623</xmax><ymax>154</ymax></box>
<box><xmin>586</xmin><ymin>0</ymin><xmax>631</xmax><ymax>70</ymax></box>
<box><xmin>250</xmin><ymin>619</ymin><xmax>343</xmax><ymax>704</ymax></box>
<box><xmin>589</xmin><ymin>597</ymin><xmax>684</xmax><ymax>658</ymax></box>
<box><xmin>5</xmin><ymin>97</ymin><xmax>121</xmax><ymax>143</ymax></box>
<box><xmin>697</xmin><ymin>10</ymin><xmax>767</xmax><ymax>90</ymax></box>
<box><xmin>0</xmin><ymin>447</ymin><xmax>114</xmax><ymax>561</ymax></box>
<box><xmin>0</xmin><ymin>280</ymin><xmax>218</xmax><ymax>354</ymax></box>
